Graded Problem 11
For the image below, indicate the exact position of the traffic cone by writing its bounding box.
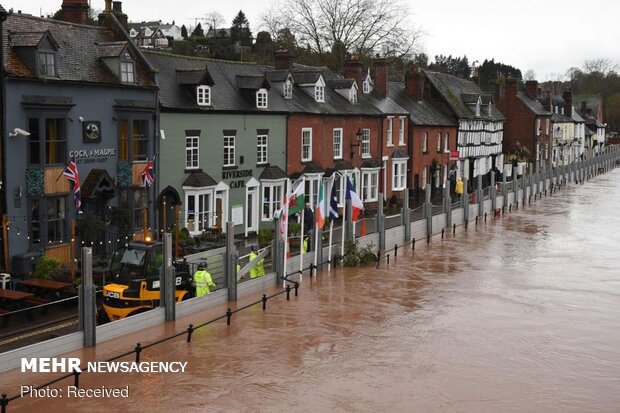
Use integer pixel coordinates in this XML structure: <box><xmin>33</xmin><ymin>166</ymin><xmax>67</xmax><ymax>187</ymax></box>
<box><xmin>360</xmin><ymin>219</ymin><xmax>367</xmax><ymax>236</ymax></box>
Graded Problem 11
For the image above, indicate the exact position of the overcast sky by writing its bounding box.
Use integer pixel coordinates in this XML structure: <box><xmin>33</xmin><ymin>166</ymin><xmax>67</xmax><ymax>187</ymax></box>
<box><xmin>6</xmin><ymin>0</ymin><xmax>619</xmax><ymax>80</ymax></box>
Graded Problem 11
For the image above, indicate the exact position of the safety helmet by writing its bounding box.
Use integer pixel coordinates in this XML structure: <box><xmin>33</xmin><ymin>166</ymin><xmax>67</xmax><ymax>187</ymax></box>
<box><xmin>250</xmin><ymin>244</ymin><xmax>258</xmax><ymax>251</ymax></box>
<box><xmin>197</xmin><ymin>261</ymin><xmax>207</xmax><ymax>269</ymax></box>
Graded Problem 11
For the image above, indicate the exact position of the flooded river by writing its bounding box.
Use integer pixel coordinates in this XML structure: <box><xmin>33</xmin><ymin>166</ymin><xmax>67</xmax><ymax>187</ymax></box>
<box><xmin>4</xmin><ymin>172</ymin><xmax>620</xmax><ymax>412</ymax></box>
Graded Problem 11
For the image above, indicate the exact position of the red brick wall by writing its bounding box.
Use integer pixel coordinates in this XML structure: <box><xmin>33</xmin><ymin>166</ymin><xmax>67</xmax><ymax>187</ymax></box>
<box><xmin>409</xmin><ymin>125</ymin><xmax>457</xmax><ymax>189</ymax></box>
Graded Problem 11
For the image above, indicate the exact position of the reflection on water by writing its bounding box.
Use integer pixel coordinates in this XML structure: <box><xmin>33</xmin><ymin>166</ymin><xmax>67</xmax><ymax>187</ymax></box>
<box><xmin>5</xmin><ymin>172</ymin><xmax>620</xmax><ymax>412</ymax></box>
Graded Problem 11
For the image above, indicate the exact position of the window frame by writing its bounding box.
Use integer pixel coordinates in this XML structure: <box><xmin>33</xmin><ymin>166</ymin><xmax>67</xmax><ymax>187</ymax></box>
<box><xmin>197</xmin><ymin>85</ymin><xmax>211</xmax><ymax>106</ymax></box>
<box><xmin>361</xmin><ymin>128</ymin><xmax>371</xmax><ymax>159</ymax></box>
<box><xmin>398</xmin><ymin>117</ymin><xmax>406</xmax><ymax>145</ymax></box>
<box><xmin>38</xmin><ymin>51</ymin><xmax>56</xmax><ymax>77</ymax></box>
<box><xmin>284</xmin><ymin>80</ymin><xmax>293</xmax><ymax>99</ymax></box>
<box><xmin>120</xmin><ymin>60</ymin><xmax>135</xmax><ymax>83</ymax></box>
<box><xmin>387</xmin><ymin>117</ymin><xmax>394</xmax><ymax>146</ymax></box>
<box><xmin>257</xmin><ymin>134</ymin><xmax>268</xmax><ymax>165</ymax></box>
<box><xmin>185</xmin><ymin>134</ymin><xmax>199</xmax><ymax>169</ymax></box>
<box><xmin>361</xmin><ymin>169</ymin><xmax>379</xmax><ymax>202</ymax></box>
<box><xmin>333</xmin><ymin>128</ymin><xmax>343</xmax><ymax>159</ymax></box>
<box><xmin>437</xmin><ymin>132</ymin><xmax>442</xmax><ymax>153</ymax></box>
<box><xmin>301</xmin><ymin>128</ymin><xmax>312</xmax><ymax>162</ymax></box>
<box><xmin>256</xmin><ymin>88</ymin><xmax>268</xmax><ymax>109</ymax></box>
<box><xmin>315</xmin><ymin>84</ymin><xmax>325</xmax><ymax>102</ymax></box>
<box><xmin>423</xmin><ymin>132</ymin><xmax>428</xmax><ymax>153</ymax></box>
<box><xmin>392</xmin><ymin>160</ymin><xmax>407</xmax><ymax>191</ymax></box>
<box><xmin>184</xmin><ymin>188</ymin><xmax>215</xmax><ymax>235</ymax></box>
<box><xmin>261</xmin><ymin>180</ymin><xmax>285</xmax><ymax>221</ymax></box>
<box><xmin>444</xmin><ymin>132</ymin><xmax>450</xmax><ymax>153</ymax></box>
<box><xmin>132</xmin><ymin>119</ymin><xmax>149</xmax><ymax>161</ymax></box>
<box><xmin>224</xmin><ymin>135</ymin><xmax>236</xmax><ymax>167</ymax></box>
<box><xmin>46</xmin><ymin>196</ymin><xmax>66</xmax><ymax>244</ymax></box>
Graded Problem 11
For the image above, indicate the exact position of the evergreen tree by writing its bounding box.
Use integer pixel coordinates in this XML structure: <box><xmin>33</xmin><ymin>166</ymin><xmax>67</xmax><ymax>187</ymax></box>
<box><xmin>191</xmin><ymin>22</ymin><xmax>204</xmax><ymax>38</ymax></box>
<box><xmin>181</xmin><ymin>24</ymin><xmax>188</xmax><ymax>38</ymax></box>
<box><xmin>231</xmin><ymin>10</ymin><xmax>252</xmax><ymax>46</ymax></box>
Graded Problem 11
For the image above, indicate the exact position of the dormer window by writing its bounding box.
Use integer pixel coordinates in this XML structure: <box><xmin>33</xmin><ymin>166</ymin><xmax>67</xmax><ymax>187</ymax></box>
<box><xmin>475</xmin><ymin>96</ymin><xmax>481</xmax><ymax>117</ymax></box>
<box><xmin>144</xmin><ymin>27</ymin><xmax>152</xmax><ymax>37</ymax></box>
<box><xmin>315</xmin><ymin>84</ymin><xmax>324</xmax><ymax>102</ymax></box>
<box><xmin>38</xmin><ymin>52</ymin><xmax>56</xmax><ymax>77</ymax></box>
<box><xmin>120</xmin><ymin>52</ymin><xmax>135</xmax><ymax>83</ymax></box>
<box><xmin>363</xmin><ymin>69</ymin><xmax>372</xmax><ymax>93</ymax></box>
<box><xmin>129</xmin><ymin>28</ymin><xmax>137</xmax><ymax>37</ymax></box>
<box><xmin>256</xmin><ymin>88</ymin><xmax>268</xmax><ymax>109</ymax></box>
<box><xmin>197</xmin><ymin>85</ymin><xmax>211</xmax><ymax>106</ymax></box>
<box><xmin>284</xmin><ymin>80</ymin><xmax>292</xmax><ymax>99</ymax></box>
<box><xmin>350</xmin><ymin>88</ymin><xmax>357</xmax><ymax>103</ymax></box>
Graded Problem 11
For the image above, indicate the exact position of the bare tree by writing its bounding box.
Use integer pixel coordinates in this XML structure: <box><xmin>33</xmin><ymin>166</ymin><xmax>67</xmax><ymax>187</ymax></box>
<box><xmin>524</xmin><ymin>69</ymin><xmax>536</xmax><ymax>81</ymax></box>
<box><xmin>205</xmin><ymin>11</ymin><xmax>225</xmax><ymax>36</ymax></box>
<box><xmin>583</xmin><ymin>58</ymin><xmax>618</xmax><ymax>75</ymax></box>
<box><xmin>263</xmin><ymin>0</ymin><xmax>422</xmax><ymax>60</ymax></box>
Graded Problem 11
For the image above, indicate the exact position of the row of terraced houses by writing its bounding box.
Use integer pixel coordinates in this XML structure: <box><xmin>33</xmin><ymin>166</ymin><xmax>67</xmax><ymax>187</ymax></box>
<box><xmin>0</xmin><ymin>0</ymin><xmax>607</xmax><ymax>272</ymax></box>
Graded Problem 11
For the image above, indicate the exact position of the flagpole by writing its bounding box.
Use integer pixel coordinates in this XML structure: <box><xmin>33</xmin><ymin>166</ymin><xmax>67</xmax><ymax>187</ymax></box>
<box><xmin>327</xmin><ymin>220</ymin><xmax>334</xmax><ymax>270</ymax></box>
<box><xmin>313</xmin><ymin>178</ymin><xmax>324</xmax><ymax>268</ymax></box>
<box><xmin>282</xmin><ymin>180</ymin><xmax>290</xmax><ymax>287</ymax></box>
<box><xmin>299</xmin><ymin>202</ymin><xmax>304</xmax><ymax>274</ymax></box>
<box><xmin>340</xmin><ymin>172</ymin><xmax>346</xmax><ymax>259</ymax></box>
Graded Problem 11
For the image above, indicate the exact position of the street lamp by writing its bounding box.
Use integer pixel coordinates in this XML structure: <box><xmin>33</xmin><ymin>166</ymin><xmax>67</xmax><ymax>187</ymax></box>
<box><xmin>350</xmin><ymin>128</ymin><xmax>363</xmax><ymax>159</ymax></box>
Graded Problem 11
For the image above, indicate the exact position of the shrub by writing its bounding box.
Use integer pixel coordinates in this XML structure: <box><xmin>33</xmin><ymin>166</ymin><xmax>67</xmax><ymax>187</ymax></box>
<box><xmin>343</xmin><ymin>240</ymin><xmax>377</xmax><ymax>267</ymax></box>
<box><xmin>33</xmin><ymin>256</ymin><xmax>62</xmax><ymax>280</ymax></box>
<box><xmin>258</xmin><ymin>228</ymin><xmax>275</xmax><ymax>247</ymax></box>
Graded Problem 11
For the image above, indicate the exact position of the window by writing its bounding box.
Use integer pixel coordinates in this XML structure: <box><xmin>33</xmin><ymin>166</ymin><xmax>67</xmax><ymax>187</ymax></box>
<box><xmin>262</xmin><ymin>182</ymin><xmax>284</xmax><ymax>220</ymax></box>
<box><xmin>38</xmin><ymin>52</ymin><xmax>56</xmax><ymax>77</ymax></box>
<box><xmin>132</xmin><ymin>120</ymin><xmax>148</xmax><ymax>161</ymax></box>
<box><xmin>185</xmin><ymin>190</ymin><xmax>213</xmax><ymax>234</ymax></box>
<box><xmin>363</xmin><ymin>79</ymin><xmax>371</xmax><ymax>93</ymax></box>
<box><xmin>546</xmin><ymin>119</ymin><xmax>550</xmax><ymax>135</ymax></box>
<box><xmin>333</xmin><ymin>128</ymin><xmax>343</xmax><ymax>159</ymax></box>
<box><xmin>350</xmin><ymin>88</ymin><xmax>357</xmax><ymax>103</ymax></box>
<box><xmin>423</xmin><ymin>132</ymin><xmax>428</xmax><ymax>153</ymax></box>
<box><xmin>361</xmin><ymin>128</ymin><xmax>371</xmax><ymax>158</ymax></box>
<box><xmin>387</xmin><ymin>118</ymin><xmax>393</xmax><ymax>146</ymax></box>
<box><xmin>28</xmin><ymin>118</ymin><xmax>66</xmax><ymax>166</ymax></box>
<box><xmin>118</xmin><ymin>120</ymin><xmax>129</xmax><ymax>161</ymax></box>
<box><xmin>46</xmin><ymin>197</ymin><xmax>66</xmax><ymax>243</ymax></box>
<box><xmin>224</xmin><ymin>135</ymin><xmax>235</xmax><ymax>166</ymax></box>
<box><xmin>257</xmin><ymin>134</ymin><xmax>268</xmax><ymax>164</ymax></box>
<box><xmin>421</xmin><ymin>167</ymin><xmax>427</xmax><ymax>189</ymax></box>
<box><xmin>284</xmin><ymin>80</ymin><xmax>292</xmax><ymax>99</ymax></box>
<box><xmin>197</xmin><ymin>85</ymin><xmax>211</xmax><ymax>106</ymax></box>
<box><xmin>315</xmin><ymin>85</ymin><xmax>324</xmax><ymax>102</ymax></box>
<box><xmin>120</xmin><ymin>61</ymin><xmax>135</xmax><ymax>83</ymax></box>
<box><xmin>302</xmin><ymin>128</ymin><xmax>312</xmax><ymax>161</ymax></box>
<box><xmin>399</xmin><ymin>117</ymin><xmax>405</xmax><ymax>145</ymax></box>
<box><xmin>361</xmin><ymin>170</ymin><xmax>379</xmax><ymax>202</ymax></box>
<box><xmin>256</xmin><ymin>88</ymin><xmax>268</xmax><ymax>109</ymax></box>
<box><xmin>444</xmin><ymin>132</ymin><xmax>449</xmax><ymax>152</ymax></box>
<box><xmin>304</xmin><ymin>175</ymin><xmax>322</xmax><ymax>209</ymax></box>
<box><xmin>30</xmin><ymin>198</ymin><xmax>40</xmax><ymax>245</ymax></box>
<box><xmin>133</xmin><ymin>189</ymin><xmax>147</xmax><ymax>228</ymax></box>
<box><xmin>536</xmin><ymin>118</ymin><xmax>541</xmax><ymax>135</ymax></box>
<box><xmin>186</xmin><ymin>135</ymin><xmax>199</xmax><ymax>169</ymax></box>
<box><xmin>392</xmin><ymin>161</ymin><xmax>407</xmax><ymax>190</ymax></box>
<box><xmin>437</xmin><ymin>132</ymin><xmax>442</xmax><ymax>152</ymax></box>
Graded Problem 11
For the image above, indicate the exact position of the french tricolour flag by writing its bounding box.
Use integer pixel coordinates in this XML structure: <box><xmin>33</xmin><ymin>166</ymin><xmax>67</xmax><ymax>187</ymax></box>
<box><xmin>346</xmin><ymin>177</ymin><xmax>363</xmax><ymax>221</ymax></box>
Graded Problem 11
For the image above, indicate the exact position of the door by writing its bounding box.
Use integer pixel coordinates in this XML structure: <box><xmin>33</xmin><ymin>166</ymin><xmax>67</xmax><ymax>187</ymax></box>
<box><xmin>246</xmin><ymin>187</ymin><xmax>259</xmax><ymax>235</ymax></box>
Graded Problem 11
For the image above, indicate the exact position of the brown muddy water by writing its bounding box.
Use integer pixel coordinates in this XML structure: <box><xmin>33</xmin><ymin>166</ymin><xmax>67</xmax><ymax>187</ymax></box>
<box><xmin>3</xmin><ymin>172</ymin><xmax>620</xmax><ymax>412</ymax></box>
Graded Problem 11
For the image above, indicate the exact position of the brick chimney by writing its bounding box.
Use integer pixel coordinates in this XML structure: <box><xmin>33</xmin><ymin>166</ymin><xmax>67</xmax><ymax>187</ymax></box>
<box><xmin>405</xmin><ymin>63</ymin><xmax>423</xmax><ymax>100</ymax></box>
<box><xmin>372</xmin><ymin>57</ymin><xmax>389</xmax><ymax>97</ymax></box>
<box><xmin>505</xmin><ymin>77</ymin><xmax>518</xmax><ymax>97</ymax></box>
<box><xmin>545</xmin><ymin>91</ymin><xmax>552</xmax><ymax>112</ymax></box>
<box><xmin>525</xmin><ymin>80</ymin><xmax>538</xmax><ymax>98</ymax></box>
<box><xmin>580</xmin><ymin>101</ymin><xmax>587</xmax><ymax>116</ymax></box>
<box><xmin>343</xmin><ymin>54</ymin><xmax>364</xmax><ymax>89</ymax></box>
<box><xmin>274</xmin><ymin>49</ymin><xmax>293</xmax><ymax>70</ymax></box>
<box><xmin>61</xmin><ymin>0</ymin><xmax>89</xmax><ymax>25</ymax></box>
<box><xmin>563</xmin><ymin>89</ymin><xmax>573</xmax><ymax>117</ymax></box>
<box><xmin>111</xmin><ymin>1</ymin><xmax>128</xmax><ymax>31</ymax></box>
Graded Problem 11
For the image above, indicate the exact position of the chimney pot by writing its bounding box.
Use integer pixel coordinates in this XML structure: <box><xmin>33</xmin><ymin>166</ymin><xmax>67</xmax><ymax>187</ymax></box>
<box><xmin>343</xmin><ymin>55</ymin><xmax>364</xmax><ymax>89</ymax></box>
<box><xmin>372</xmin><ymin>57</ymin><xmax>389</xmax><ymax>97</ymax></box>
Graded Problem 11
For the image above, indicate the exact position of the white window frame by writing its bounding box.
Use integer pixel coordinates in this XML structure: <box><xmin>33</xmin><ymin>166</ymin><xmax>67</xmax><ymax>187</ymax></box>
<box><xmin>197</xmin><ymin>85</ymin><xmax>211</xmax><ymax>106</ymax></box>
<box><xmin>421</xmin><ymin>166</ymin><xmax>427</xmax><ymax>189</ymax></box>
<box><xmin>387</xmin><ymin>117</ymin><xmax>394</xmax><ymax>146</ymax></box>
<box><xmin>350</xmin><ymin>88</ymin><xmax>357</xmax><ymax>103</ymax></box>
<box><xmin>38</xmin><ymin>52</ymin><xmax>56</xmax><ymax>77</ymax></box>
<box><xmin>361</xmin><ymin>128</ymin><xmax>371</xmax><ymax>158</ymax></box>
<box><xmin>398</xmin><ymin>117</ymin><xmax>405</xmax><ymax>145</ymax></box>
<box><xmin>257</xmin><ymin>134</ymin><xmax>268</xmax><ymax>165</ymax></box>
<box><xmin>284</xmin><ymin>80</ymin><xmax>292</xmax><ymax>99</ymax></box>
<box><xmin>437</xmin><ymin>132</ymin><xmax>442</xmax><ymax>152</ymax></box>
<box><xmin>423</xmin><ymin>132</ymin><xmax>428</xmax><ymax>153</ymax></box>
<box><xmin>185</xmin><ymin>134</ymin><xmax>199</xmax><ymax>169</ymax></box>
<box><xmin>120</xmin><ymin>60</ymin><xmax>135</xmax><ymax>83</ymax></box>
<box><xmin>301</xmin><ymin>128</ymin><xmax>312</xmax><ymax>161</ymax></box>
<box><xmin>315</xmin><ymin>85</ymin><xmax>325</xmax><ymax>102</ymax></box>
<box><xmin>363</xmin><ymin>79</ymin><xmax>371</xmax><ymax>94</ymax></box>
<box><xmin>333</xmin><ymin>128</ymin><xmax>343</xmax><ymax>159</ymax></box>
<box><xmin>261</xmin><ymin>180</ymin><xmax>285</xmax><ymax>221</ymax></box>
<box><xmin>361</xmin><ymin>169</ymin><xmax>379</xmax><ymax>202</ymax></box>
<box><xmin>184</xmin><ymin>188</ymin><xmax>215</xmax><ymax>235</ymax></box>
<box><xmin>256</xmin><ymin>88</ymin><xmax>268</xmax><ymax>109</ymax></box>
<box><xmin>304</xmin><ymin>174</ymin><xmax>323</xmax><ymax>209</ymax></box>
<box><xmin>444</xmin><ymin>132</ymin><xmax>450</xmax><ymax>153</ymax></box>
<box><xmin>536</xmin><ymin>118</ymin><xmax>541</xmax><ymax>135</ymax></box>
<box><xmin>224</xmin><ymin>135</ymin><xmax>235</xmax><ymax>167</ymax></box>
<box><xmin>392</xmin><ymin>160</ymin><xmax>407</xmax><ymax>191</ymax></box>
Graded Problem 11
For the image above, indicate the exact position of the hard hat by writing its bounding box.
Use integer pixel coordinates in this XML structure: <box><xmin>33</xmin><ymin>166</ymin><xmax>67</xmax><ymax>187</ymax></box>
<box><xmin>197</xmin><ymin>261</ymin><xmax>207</xmax><ymax>269</ymax></box>
<box><xmin>250</xmin><ymin>244</ymin><xmax>257</xmax><ymax>251</ymax></box>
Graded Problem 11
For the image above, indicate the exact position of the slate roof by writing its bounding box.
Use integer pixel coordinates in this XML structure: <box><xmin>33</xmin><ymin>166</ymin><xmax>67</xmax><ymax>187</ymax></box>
<box><xmin>3</xmin><ymin>13</ymin><xmax>156</xmax><ymax>87</ymax></box>
<box><xmin>328</xmin><ymin>79</ymin><xmax>355</xmax><ymax>89</ymax></box>
<box><xmin>96</xmin><ymin>41</ymin><xmax>127</xmax><ymax>58</ymax></box>
<box><xmin>517</xmin><ymin>91</ymin><xmax>552</xmax><ymax>116</ymax></box>
<box><xmin>571</xmin><ymin>108</ymin><xmax>585</xmax><ymax>123</ymax></box>
<box><xmin>259</xmin><ymin>166</ymin><xmax>287</xmax><ymax>180</ymax></box>
<box><xmin>143</xmin><ymin>50</ymin><xmax>290</xmax><ymax>112</ymax></box>
<box><xmin>9</xmin><ymin>31</ymin><xmax>54</xmax><ymax>48</ymax></box>
<box><xmin>81</xmin><ymin>169</ymin><xmax>119</xmax><ymax>199</ymax></box>
<box><xmin>292</xmin><ymin>71</ymin><xmax>322</xmax><ymax>85</ymax></box>
<box><xmin>391</xmin><ymin>147</ymin><xmax>409</xmax><ymax>159</ymax></box>
<box><xmin>265</xmin><ymin>70</ymin><xmax>289</xmax><ymax>82</ymax></box>
<box><xmin>183</xmin><ymin>171</ymin><xmax>218</xmax><ymax>187</ymax></box>
<box><xmin>573</xmin><ymin>95</ymin><xmax>601</xmax><ymax>117</ymax></box>
<box><xmin>302</xmin><ymin>161</ymin><xmax>324</xmax><ymax>174</ymax></box>
<box><xmin>388</xmin><ymin>81</ymin><xmax>457</xmax><ymax>126</ymax></box>
<box><xmin>361</xmin><ymin>159</ymin><xmax>381</xmax><ymax>168</ymax></box>
<box><xmin>177</xmin><ymin>69</ymin><xmax>214</xmax><ymax>86</ymax></box>
<box><xmin>551</xmin><ymin>112</ymin><xmax>573</xmax><ymax>123</ymax></box>
<box><xmin>423</xmin><ymin>71</ymin><xmax>505</xmax><ymax>121</ymax></box>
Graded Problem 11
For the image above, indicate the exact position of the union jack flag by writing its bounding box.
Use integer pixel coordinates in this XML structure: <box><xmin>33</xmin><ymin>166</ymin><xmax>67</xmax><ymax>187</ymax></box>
<box><xmin>141</xmin><ymin>155</ymin><xmax>155</xmax><ymax>189</ymax></box>
<box><xmin>62</xmin><ymin>154</ymin><xmax>81</xmax><ymax>209</ymax></box>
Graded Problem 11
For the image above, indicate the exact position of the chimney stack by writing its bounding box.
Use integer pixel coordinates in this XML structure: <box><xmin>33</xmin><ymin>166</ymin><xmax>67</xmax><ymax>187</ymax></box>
<box><xmin>545</xmin><ymin>91</ymin><xmax>552</xmax><ymax>112</ymax></box>
<box><xmin>405</xmin><ymin>63</ymin><xmax>423</xmax><ymax>101</ymax></box>
<box><xmin>61</xmin><ymin>0</ymin><xmax>89</xmax><ymax>25</ymax></box>
<box><xmin>343</xmin><ymin>54</ymin><xmax>364</xmax><ymax>89</ymax></box>
<box><xmin>505</xmin><ymin>77</ymin><xmax>518</xmax><ymax>97</ymax></box>
<box><xmin>562</xmin><ymin>89</ymin><xmax>573</xmax><ymax>117</ymax></box>
<box><xmin>274</xmin><ymin>49</ymin><xmax>293</xmax><ymax>70</ymax></box>
<box><xmin>111</xmin><ymin>1</ymin><xmax>128</xmax><ymax>30</ymax></box>
<box><xmin>525</xmin><ymin>80</ymin><xmax>538</xmax><ymax>98</ymax></box>
<box><xmin>580</xmin><ymin>101</ymin><xmax>587</xmax><ymax>116</ymax></box>
<box><xmin>372</xmin><ymin>57</ymin><xmax>389</xmax><ymax>97</ymax></box>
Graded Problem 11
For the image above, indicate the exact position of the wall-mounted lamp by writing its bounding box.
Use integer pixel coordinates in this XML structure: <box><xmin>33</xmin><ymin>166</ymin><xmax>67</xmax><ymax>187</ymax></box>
<box><xmin>78</xmin><ymin>116</ymin><xmax>85</xmax><ymax>123</ymax></box>
<box><xmin>350</xmin><ymin>128</ymin><xmax>363</xmax><ymax>158</ymax></box>
<box><xmin>8</xmin><ymin>128</ymin><xmax>31</xmax><ymax>137</ymax></box>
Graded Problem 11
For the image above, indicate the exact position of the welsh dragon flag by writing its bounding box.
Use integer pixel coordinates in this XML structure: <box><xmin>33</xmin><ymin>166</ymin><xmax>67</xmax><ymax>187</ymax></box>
<box><xmin>287</xmin><ymin>179</ymin><xmax>305</xmax><ymax>216</ymax></box>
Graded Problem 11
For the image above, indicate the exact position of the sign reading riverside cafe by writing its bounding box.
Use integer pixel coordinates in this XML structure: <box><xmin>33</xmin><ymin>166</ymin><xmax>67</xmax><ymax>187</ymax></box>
<box><xmin>222</xmin><ymin>169</ymin><xmax>253</xmax><ymax>188</ymax></box>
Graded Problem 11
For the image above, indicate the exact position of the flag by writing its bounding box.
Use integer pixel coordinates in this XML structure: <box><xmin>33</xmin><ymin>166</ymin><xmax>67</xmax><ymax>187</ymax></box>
<box><xmin>62</xmin><ymin>154</ymin><xmax>81</xmax><ymax>209</ymax></box>
<box><xmin>141</xmin><ymin>155</ymin><xmax>155</xmax><ymax>189</ymax></box>
<box><xmin>278</xmin><ymin>192</ymin><xmax>289</xmax><ymax>236</ymax></box>
<box><xmin>346</xmin><ymin>177</ymin><xmax>363</xmax><ymax>221</ymax></box>
<box><xmin>315</xmin><ymin>180</ymin><xmax>326</xmax><ymax>229</ymax></box>
<box><xmin>287</xmin><ymin>179</ymin><xmax>305</xmax><ymax>216</ymax></box>
<box><xmin>329</xmin><ymin>177</ymin><xmax>339</xmax><ymax>220</ymax></box>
